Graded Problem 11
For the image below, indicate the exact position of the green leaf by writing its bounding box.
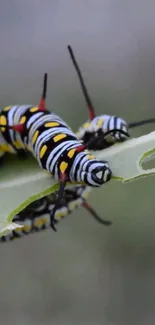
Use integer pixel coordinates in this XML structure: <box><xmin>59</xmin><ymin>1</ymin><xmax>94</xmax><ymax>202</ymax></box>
<box><xmin>95</xmin><ymin>131</ymin><xmax>155</xmax><ymax>182</ymax></box>
<box><xmin>0</xmin><ymin>155</ymin><xmax>58</xmax><ymax>236</ymax></box>
<box><xmin>1</xmin><ymin>130</ymin><xmax>155</xmax><ymax>237</ymax></box>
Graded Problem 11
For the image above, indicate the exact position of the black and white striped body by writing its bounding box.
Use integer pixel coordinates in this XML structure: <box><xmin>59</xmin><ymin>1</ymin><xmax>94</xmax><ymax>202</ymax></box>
<box><xmin>0</xmin><ymin>185</ymin><xmax>91</xmax><ymax>242</ymax></box>
<box><xmin>76</xmin><ymin>114</ymin><xmax>129</xmax><ymax>150</ymax></box>
<box><xmin>0</xmin><ymin>105</ymin><xmax>112</xmax><ymax>186</ymax></box>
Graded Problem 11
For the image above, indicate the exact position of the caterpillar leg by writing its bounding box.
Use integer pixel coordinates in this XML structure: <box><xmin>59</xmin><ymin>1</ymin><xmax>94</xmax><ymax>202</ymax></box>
<box><xmin>50</xmin><ymin>172</ymin><xmax>67</xmax><ymax>231</ymax></box>
<box><xmin>17</xmin><ymin>149</ymin><xmax>29</xmax><ymax>160</ymax></box>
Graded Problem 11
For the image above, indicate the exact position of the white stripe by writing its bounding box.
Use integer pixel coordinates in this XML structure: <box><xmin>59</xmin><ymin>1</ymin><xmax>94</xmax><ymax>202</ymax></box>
<box><xmin>33</xmin><ymin>127</ymin><xmax>71</xmax><ymax>157</ymax></box>
<box><xmin>109</xmin><ymin>117</ymin><xmax>115</xmax><ymax>130</ymax></box>
<box><xmin>13</xmin><ymin>105</ymin><xmax>31</xmax><ymax>124</ymax></box>
<box><xmin>47</xmin><ymin>141</ymin><xmax>78</xmax><ymax>174</ymax></box>
<box><xmin>33</xmin><ymin>127</ymin><xmax>77</xmax><ymax>159</ymax></box>
<box><xmin>27</xmin><ymin>112</ymin><xmax>44</xmax><ymax>129</ymax></box>
<box><xmin>48</xmin><ymin>141</ymin><xmax>78</xmax><ymax>173</ymax></box>
<box><xmin>8</xmin><ymin>106</ymin><xmax>19</xmax><ymax>145</ymax></box>
<box><xmin>70</xmin><ymin>152</ymin><xmax>85</xmax><ymax>181</ymax></box>
<box><xmin>80</xmin><ymin>171</ymin><xmax>99</xmax><ymax>186</ymax></box>
<box><xmin>88</xmin><ymin>162</ymin><xmax>105</xmax><ymax>173</ymax></box>
<box><xmin>76</xmin><ymin>155</ymin><xmax>89</xmax><ymax>181</ymax></box>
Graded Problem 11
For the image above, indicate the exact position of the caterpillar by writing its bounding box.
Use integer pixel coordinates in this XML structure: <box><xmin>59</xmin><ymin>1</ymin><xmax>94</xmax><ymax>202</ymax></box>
<box><xmin>0</xmin><ymin>73</ymin><xmax>128</xmax><ymax>231</ymax></box>
<box><xmin>0</xmin><ymin>185</ymin><xmax>112</xmax><ymax>242</ymax></box>
<box><xmin>68</xmin><ymin>45</ymin><xmax>155</xmax><ymax>150</ymax></box>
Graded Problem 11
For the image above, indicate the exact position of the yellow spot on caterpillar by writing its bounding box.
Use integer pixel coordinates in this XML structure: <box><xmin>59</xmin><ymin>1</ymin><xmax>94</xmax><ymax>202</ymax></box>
<box><xmin>30</xmin><ymin>106</ymin><xmax>38</xmax><ymax>112</ymax></box>
<box><xmin>20</xmin><ymin>116</ymin><xmax>26</xmax><ymax>124</ymax></box>
<box><xmin>97</xmin><ymin>118</ymin><xmax>104</xmax><ymax>128</ymax></box>
<box><xmin>23</xmin><ymin>224</ymin><xmax>31</xmax><ymax>232</ymax></box>
<box><xmin>0</xmin><ymin>144</ymin><xmax>13</xmax><ymax>152</ymax></box>
<box><xmin>60</xmin><ymin>161</ymin><xmax>68</xmax><ymax>173</ymax></box>
<box><xmin>13</xmin><ymin>140</ymin><xmax>23</xmax><ymax>149</ymax></box>
<box><xmin>32</xmin><ymin>130</ymin><xmax>39</xmax><ymax>144</ymax></box>
<box><xmin>55</xmin><ymin>209</ymin><xmax>68</xmax><ymax>220</ymax></box>
<box><xmin>53</xmin><ymin>133</ymin><xmax>67</xmax><ymax>142</ymax></box>
<box><xmin>68</xmin><ymin>200</ymin><xmax>81</xmax><ymax>211</ymax></box>
<box><xmin>34</xmin><ymin>217</ymin><xmax>48</xmax><ymax>228</ymax></box>
<box><xmin>3</xmin><ymin>106</ymin><xmax>12</xmax><ymax>112</ymax></box>
<box><xmin>0</xmin><ymin>115</ymin><xmax>7</xmax><ymax>126</ymax></box>
<box><xmin>0</xmin><ymin>115</ymin><xmax>7</xmax><ymax>131</ymax></box>
<box><xmin>45</xmin><ymin>122</ymin><xmax>59</xmax><ymax>127</ymax></box>
<box><xmin>83</xmin><ymin>122</ymin><xmax>90</xmax><ymax>129</ymax></box>
<box><xmin>82</xmin><ymin>189</ymin><xmax>90</xmax><ymax>199</ymax></box>
<box><xmin>67</xmin><ymin>148</ymin><xmax>76</xmax><ymax>158</ymax></box>
<box><xmin>87</xmin><ymin>154</ymin><xmax>95</xmax><ymax>159</ymax></box>
<box><xmin>26</xmin><ymin>144</ymin><xmax>31</xmax><ymax>151</ymax></box>
<box><xmin>15</xmin><ymin>227</ymin><xmax>23</xmax><ymax>232</ymax></box>
<box><xmin>40</xmin><ymin>145</ymin><xmax>47</xmax><ymax>158</ymax></box>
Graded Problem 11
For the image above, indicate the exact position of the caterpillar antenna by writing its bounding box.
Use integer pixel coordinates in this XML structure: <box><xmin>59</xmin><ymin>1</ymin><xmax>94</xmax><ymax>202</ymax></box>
<box><xmin>68</xmin><ymin>45</ymin><xmax>95</xmax><ymax>120</ymax></box>
<box><xmin>38</xmin><ymin>73</ymin><xmax>48</xmax><ymax>111</ymax></box>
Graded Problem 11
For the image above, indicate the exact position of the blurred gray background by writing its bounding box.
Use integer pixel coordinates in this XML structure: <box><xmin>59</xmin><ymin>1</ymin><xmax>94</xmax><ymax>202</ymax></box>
<box><xmin>1</xmin><ymin>0</ymin><xmax>155</xmax><ymax>324</ymax></box>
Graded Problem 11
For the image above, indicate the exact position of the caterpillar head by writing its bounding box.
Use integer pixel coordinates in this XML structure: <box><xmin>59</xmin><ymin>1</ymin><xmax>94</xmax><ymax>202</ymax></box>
<box><xmin>81</xmin><ymin>159</ymin><xmax>112</xmax><ymax>187</ymax></box>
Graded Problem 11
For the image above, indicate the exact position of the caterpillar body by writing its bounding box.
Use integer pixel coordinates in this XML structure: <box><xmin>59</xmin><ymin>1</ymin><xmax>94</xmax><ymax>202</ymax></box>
<box><xmin>0</xmin><ymin>185</ymin><xmax>112</xmax><ymax>242</ymax></box>
<box><xmin>76</xmin><ymin>114</ymin><xmax>129</xmax><ymax>150</ymax></box>
<box><xmin>68</xmin><ymin>45</ymin><xmax>155</xmax><ymax>150</ymax></box>
<box><xmin>0</xmin><ymin>74</ymin><xmax>114</xmax><ymax>231</ymax></box>
<box><xmin>0</xmin><ymin>103</ymin><xmax>112</xmax><ymax>184</ymax></box>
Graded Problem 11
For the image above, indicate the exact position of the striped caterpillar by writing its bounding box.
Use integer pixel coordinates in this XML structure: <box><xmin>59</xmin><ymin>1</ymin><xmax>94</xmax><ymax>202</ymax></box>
<box><xmin>0</xmin><ymin>73</ymin><xmax>128</xmax><ymax>231</ymax></box>
<box><xmin>0</xmin><ymin>185</ymin><xmax>112</xmax><ymax>242</ymax></box>
<box><xmin>68</xmin><ymin>45</ymin><xmax>155</xmax><ymax>151</ymax></box>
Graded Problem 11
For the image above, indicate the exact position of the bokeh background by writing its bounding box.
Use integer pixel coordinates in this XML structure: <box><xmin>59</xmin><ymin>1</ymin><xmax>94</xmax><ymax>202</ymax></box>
<box><xmin>1</xmin><ymin>1</ymin><xmax>155</xmax><ymax>324</ymax></box>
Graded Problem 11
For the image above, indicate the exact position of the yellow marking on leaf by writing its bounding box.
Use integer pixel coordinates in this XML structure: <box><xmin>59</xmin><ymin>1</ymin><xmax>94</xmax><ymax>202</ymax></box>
<box><xmin>45</xmin><ymin>122</ymin><xmax>60</xmax><ymax>127</ymax></box>
<box><xmin>32</xmin><ymin>130</ymin><xmax>39</xmax><ymax>145</ymax></box>
<box><xmin>20</xmin><ymin>116</ymin><xmax>26</xmax><ymax>124</ymax></box>
<box><xmin>60</xmin><ymin>161</ymin><xmax>68</xmax><ymax>173</ymax></box>
<box><xmin>53</xmin><ymin>133</ymin><xmax>67</xmax><ymax>142</ymax></box>
<box><xmin>40</xmin><ymin>145</ymin><xmax>47</xmax><ymax>158</ymax></box>
<box><xmin>67</xmin><ymin>148</ymin><xmax>76</xmax><ymax>158</ymax></box>
<box><xmin>30</xmin><ymin>106</ymin><xmax>38</xmax><ymax>112</ymax></box>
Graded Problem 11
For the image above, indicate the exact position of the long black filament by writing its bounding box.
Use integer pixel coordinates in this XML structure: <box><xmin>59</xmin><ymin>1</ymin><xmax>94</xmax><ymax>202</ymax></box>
<box><xmin>42</xmin><ymin>73</ymin><xmax>48</xmax><ymax>101</ymax></box>
<box><xmin>68</xmin><ymin>45</ymin><xmax>95</xmax><ymax>120</ymax></box>
<box><xmin>83</xmin><ymin>202</ymin><xmax>112</xmax><ymax>226</ymax></box>
<box><xmin>86</xmin><ymin>128</ymin><xmax>130</xmax><ymax>149</ymax></box>
<box><xmin>129</xmin><ymin>118</ymin><xmax>155</xmax><ymax>129</ymax></box>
